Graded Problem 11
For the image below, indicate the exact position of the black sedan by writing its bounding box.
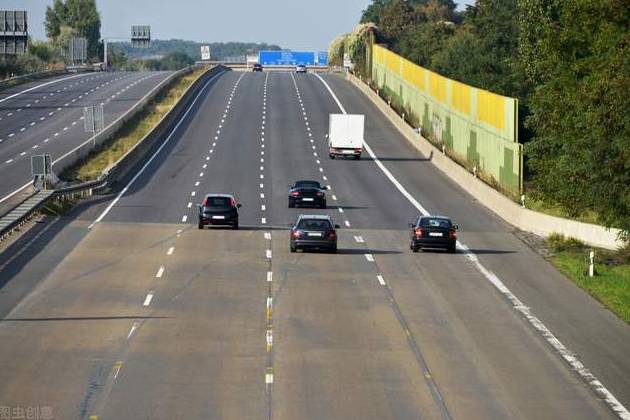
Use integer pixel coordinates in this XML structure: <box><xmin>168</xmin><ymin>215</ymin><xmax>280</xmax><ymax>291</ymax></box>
<box><xmin>290</xmin><ymin>214</ymin><xmax>339</xmax><ymax>253</ymax></box>
<box><xmin>198</xmin><ymin>194</ymin><xmax>242</xmax><ymax>230</ymax></box>
<box><xmin>409</xmin><ymin>216</ymin><xmax>458</xmax><ymax>253</ymax></box>
<box><xmin>288</xmin><ymin>180</ymin><xmax>327</xmax><ymax>208</ymax></box>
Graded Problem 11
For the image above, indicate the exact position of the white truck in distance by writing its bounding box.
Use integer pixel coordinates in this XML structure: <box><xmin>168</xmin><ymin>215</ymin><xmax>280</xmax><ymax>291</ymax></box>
<box><xmin>328</xmin><ymin>114</ymin><xmax>365</xmax><ymax>160</ymax></box>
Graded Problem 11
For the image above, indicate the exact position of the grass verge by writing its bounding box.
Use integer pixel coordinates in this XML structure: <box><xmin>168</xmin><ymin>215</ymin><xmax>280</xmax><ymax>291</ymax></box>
<box><xmin>546</xmin><ymin>234</ymin><xmax>630</xmax><ymax>323</ymax></box>
<box><xmin>62</xmin><ymin>67</ymin><xmax>207</xmax><ymax>182</ymax></box>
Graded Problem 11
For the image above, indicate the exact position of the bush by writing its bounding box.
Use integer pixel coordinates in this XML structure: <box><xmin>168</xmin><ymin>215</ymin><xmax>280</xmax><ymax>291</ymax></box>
<box><xmin>547</xmin><ymin>233</ymin><xmax>585</xmax><ymax>253</ymax></box>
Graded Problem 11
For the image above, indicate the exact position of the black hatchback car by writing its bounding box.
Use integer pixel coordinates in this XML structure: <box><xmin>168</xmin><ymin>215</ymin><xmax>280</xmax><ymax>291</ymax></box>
<box><xmin>409</xmin><ymin>216</ymin><xmax>458</xmax><ymax>253</ymax></box>
<box><xmin>288</xmin><ymin>180</ymin><xmax>327</xmax><ymax>208</ymax></box>
<box><xmin>290</xmin><ymin>215</ymin><xmax>339</xmax><ymax>253</ymax></box>
<box><xmin>198</xmin><ymin>194</ymin><xmax>242</xmax><ymax>230</ymax></box>
<box><xmin>252</xmin><ymin>63</ymin><xmax>263</xmax><ymax>72</ymax></box>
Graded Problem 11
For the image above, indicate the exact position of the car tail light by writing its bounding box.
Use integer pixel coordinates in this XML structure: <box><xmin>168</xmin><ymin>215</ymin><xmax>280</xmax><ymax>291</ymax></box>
<box><xmin>355</xmin><ymin>148</ymin><xmax>362</xmax><ymax>152</ymax></box>
<box><xmin>414</xmin><ymin>228</ymin><xmax>424</xmax><ymax>238</ymax></box>
<box><xmin>290</xmin><ymin>191</ymin><xmax>300</xmax><ymax>197</ymax></box>
<box><xmin>202</xmin><ymin>198</ymin><xmax>208</xmax><ymax>206</ymax></box>
<box><xmin>328</xmin><ymin>229</ymin><xmax>337</xmax><ymax>240</ymax></box>
<box><xmin>230</xmin><ymin>197</ymin><xmax>236</xmax><ymax>207</ymax></box>
<box><xmin>316</xmin><ymin>192</ymin><xmax>324</xmax><ymax>197</ymax></box>
<box><xmin>449</xmin><ymin>229</ymin><xmax>457</xmax><ymax>239</ymax></box>
<box><xmin>292</xmin><ymin>230</ymin><xmax>302</xmax><ymax>239</ymax></box>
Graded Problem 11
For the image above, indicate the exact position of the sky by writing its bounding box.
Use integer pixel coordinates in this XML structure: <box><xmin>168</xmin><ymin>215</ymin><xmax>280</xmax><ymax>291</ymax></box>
<box><xmin>4</xmin><ymin>0</ymin><xmax>476</xmax><ymax>51</ymax></box>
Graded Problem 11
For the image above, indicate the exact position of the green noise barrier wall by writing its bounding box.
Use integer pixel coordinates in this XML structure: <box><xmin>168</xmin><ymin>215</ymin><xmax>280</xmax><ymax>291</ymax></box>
<box><xmin>372</xmin><ymin>45</ymin><xmax>522</xmax><ymax>197</ymax></box>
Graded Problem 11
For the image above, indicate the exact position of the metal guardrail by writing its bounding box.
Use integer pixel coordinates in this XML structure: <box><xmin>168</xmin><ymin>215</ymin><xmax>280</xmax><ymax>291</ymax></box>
<box><xmin>0</xmin><ymin>65</ymin><xmax>228</xmax><ymax>242</ymax></box>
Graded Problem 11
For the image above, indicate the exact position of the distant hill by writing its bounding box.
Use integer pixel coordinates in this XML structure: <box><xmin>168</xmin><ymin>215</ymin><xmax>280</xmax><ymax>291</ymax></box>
<box><xmin>111</xmin><ymin>39</ymin><xmax>283</xmax><ymax>61</ymax></box>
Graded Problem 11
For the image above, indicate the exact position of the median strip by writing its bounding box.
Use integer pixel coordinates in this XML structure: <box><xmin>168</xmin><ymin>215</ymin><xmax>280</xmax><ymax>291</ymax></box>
<box><xmin>61</xmin><ymin>68</ymin><xmax>207</xmax><ymax>183</ymax></box>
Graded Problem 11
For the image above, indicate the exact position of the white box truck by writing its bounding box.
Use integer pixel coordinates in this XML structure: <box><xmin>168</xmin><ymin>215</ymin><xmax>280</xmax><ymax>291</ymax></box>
<box><xmin>328</xmin><ymin>114</ymin><xmax>364</xmax><ymax>160</ymax></box>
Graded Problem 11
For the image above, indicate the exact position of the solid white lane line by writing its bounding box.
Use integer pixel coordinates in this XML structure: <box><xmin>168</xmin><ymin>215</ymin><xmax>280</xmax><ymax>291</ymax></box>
<box><xmin>377</xmin><ymin>275</ymin><xmax>387</xmax><ymax>286</ymax></box>
<box><xmin>315</xmin><ymin>72</ymin><xmax>630</xmax><ymax>419</ymax></box>
<box><xmin>167</xmin><ymin>247</ymin><xmax>175</xmax><ymax>256</ymax></box>
<box><xmin>156</xmin><ymin>266</ymin><xmax>165</xmax><ymax>278</ymax></box>
<box><xmin>0</xmin><ymin>72</ymin><xmax>91</xmax><ymax>104</ymax></box>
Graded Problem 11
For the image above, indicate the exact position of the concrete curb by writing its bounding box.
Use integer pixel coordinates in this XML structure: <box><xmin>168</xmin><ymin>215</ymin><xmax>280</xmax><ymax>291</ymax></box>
<box><xmin>345</xmin><ymin>72</ymin><xmax>623</xmax><ymax>250</ymax></box>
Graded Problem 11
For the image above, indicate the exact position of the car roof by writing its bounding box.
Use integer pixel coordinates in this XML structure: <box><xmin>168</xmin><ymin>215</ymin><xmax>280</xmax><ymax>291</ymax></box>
<box><xmin>420</xmin><ymin>215</ymin><xmax>451</xmax><ymax>220</ymax></box>
<box><xmin>204</xmin><ymin>193</ymin><xmax>234</xmax><ymax>198</ymax></box>
<box><xmin>297</xmin><ymin>214</ymin><xmax>332</xmax><ymax>221</ymax></box>
<box><xmin>295</xmin><ymin>179</ymin><xmax>320</xmax><ymax>184</ymax></box>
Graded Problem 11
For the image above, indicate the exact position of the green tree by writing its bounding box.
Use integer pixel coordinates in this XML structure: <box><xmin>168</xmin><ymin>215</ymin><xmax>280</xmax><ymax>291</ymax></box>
<box><xmin>45</xmin><ymin>0</ymin><xmax>101</xmax><ymax>60</ymax></box>
<box><xmin>159</xmin><ymin>51</ymin><xmax>195</xmax><ymax>70</ymax></box>
<box><xmin>521</xmin><ymin>0</ymin><xmax>630</xmax><ymax>238</ymax></box>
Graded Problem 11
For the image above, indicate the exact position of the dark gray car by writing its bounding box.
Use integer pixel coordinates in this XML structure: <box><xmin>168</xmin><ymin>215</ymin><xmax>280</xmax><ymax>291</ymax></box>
<box><xmin>198</xmin><ymin>194</ymin><xmax>241</xmax><ymax>230</ymax></box>
<box><xmin>409</xmin><ymin>215</ymin><xmax>458</xmax><ymax>253</ymax></box>
<box><xmin>290</xmin><ymin>214</ymin><xmax>339</xmax><ymax>253</ymax></box>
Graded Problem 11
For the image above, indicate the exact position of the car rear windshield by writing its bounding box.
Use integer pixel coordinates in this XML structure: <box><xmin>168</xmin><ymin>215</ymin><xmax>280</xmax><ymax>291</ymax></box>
<box><xmin>297</xmin><ymin>219</ymin><xmax>331</xmax><ymax>230</ymax></box>
<box><xmin>419</xmin><ymin>217</ymin><xmax>451</xmax><ymax>228</ymax></box>
<box><xmin>204</xmin><ymin>197</ymin><xmax>231</xmax><ymax>208</ymax></box>
<box><xmin>295</xmin><ymin>181</ymin><xmax>320</xmax><ymax>189</ymax></box>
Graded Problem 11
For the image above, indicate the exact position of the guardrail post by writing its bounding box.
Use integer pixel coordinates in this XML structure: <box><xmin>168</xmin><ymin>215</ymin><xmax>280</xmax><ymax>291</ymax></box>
<box><xmin>589</xmin><ymin>250</ymin><xmax>595</xmax><ymax>277</ymax></box>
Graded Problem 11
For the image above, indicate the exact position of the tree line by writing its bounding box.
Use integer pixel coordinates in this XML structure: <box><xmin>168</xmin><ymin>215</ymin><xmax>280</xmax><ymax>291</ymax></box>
<box><xmin>2</xmin><ymin>1</ymin><xmax>284</xmax><ymax>77</ymax></box>
<box><xmin>354</xmin><ymin>0</ymin><xmax>629</xmax><ymax>240</ymax></box>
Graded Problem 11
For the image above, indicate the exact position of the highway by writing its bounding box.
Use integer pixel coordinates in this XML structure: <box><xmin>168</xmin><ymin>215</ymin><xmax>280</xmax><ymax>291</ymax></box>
<box><xmin>0</xmin><ymin>69</ymin><xmax>628</xmax><ymax>419</ymax></box>
<box><xmin>0</xmin><ymin>70</ymin><xmax>173</xmax><ymax>204</ymax></box>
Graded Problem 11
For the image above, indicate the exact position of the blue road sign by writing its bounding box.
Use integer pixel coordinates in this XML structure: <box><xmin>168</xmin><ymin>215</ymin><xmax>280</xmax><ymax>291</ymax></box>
<box><xmin>259</xmin><ymin>51</ymin><xmax>328</xmax><ymax>66</ymax></box>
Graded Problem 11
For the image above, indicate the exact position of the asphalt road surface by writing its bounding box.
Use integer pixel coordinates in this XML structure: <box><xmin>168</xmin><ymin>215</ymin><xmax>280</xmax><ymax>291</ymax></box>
<box><xmin>0</xmin><ymin>69</ymin><xmax>628</xmax><ymax>420</ymax></box>
<box><xmin>0</xmin><ymin>70</ymin><xmax>173</xmax><ymax>204</ymax></box>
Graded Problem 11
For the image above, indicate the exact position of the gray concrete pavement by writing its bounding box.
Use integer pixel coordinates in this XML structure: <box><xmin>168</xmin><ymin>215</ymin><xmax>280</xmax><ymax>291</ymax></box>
<box><xmin>0</xmin><ymin>70</ymin><xmax>625</xmax><ymax>419</ymax></box>
<box><xmin>0</xmin><ymin>70</ymin><xmax>173</xmax><ymax>201</ymax></box>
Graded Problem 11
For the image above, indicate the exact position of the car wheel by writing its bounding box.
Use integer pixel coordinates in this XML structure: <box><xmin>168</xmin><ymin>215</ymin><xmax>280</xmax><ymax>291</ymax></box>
<box><xmin>233</xmin><ymin>222</ymin><xmax>239</xmax><ymax>230</ymax></box>
<box><xmin>288</xmin><ymin>201</ymin><xmax>295</xmax><ymax>208</ymax></box>
<box><xmin>354</xmin><ymin>155</ymin><xmax>361</xmax><ymax>160</ymax></box>
<box><xmin>330</xmin><ymin>246</ymin><xmax>337</xmax><ymax>254</ymax></box>
<box><xmin>321</xmin><ymin>201</ymin><xmax>327</xmax><ymax>209</ymax></box>
<box><xmin>329</xmin><ymin>154</ymin><xmax>335</xmax><ymax>159</ymax></box>
<box><xmin>412</xmin><ymin>244</ymin><xmax>420</xmax><ymax>253</ymax></box>
<box><xmin>198</xmin><ymin>222</ymin><xmax>203</xmax><ymax>230</ymax></box>
<box><xmin>290</xmin><ymin>244</ymin><xmax>297</xmax><ymax>253</ymax></box>
<box><xmin>449</xmin><ymin>245</ymin><xmax>456</xmax><ymax>254</ymax></box>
